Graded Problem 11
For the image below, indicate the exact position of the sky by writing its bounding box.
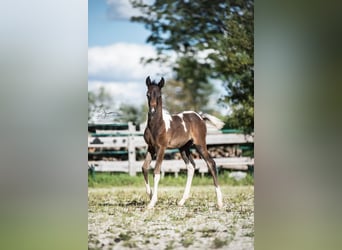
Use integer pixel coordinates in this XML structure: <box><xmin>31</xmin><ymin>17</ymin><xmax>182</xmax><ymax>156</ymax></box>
<box><xmin>88</xmin><ymin>0</ymin><xmax>149</xmax><ymax>46</ymax></box>
<box><xmin>88</xmin><ymin>0</ymin><xmax>227</xmax><ymax>114</ymax></box>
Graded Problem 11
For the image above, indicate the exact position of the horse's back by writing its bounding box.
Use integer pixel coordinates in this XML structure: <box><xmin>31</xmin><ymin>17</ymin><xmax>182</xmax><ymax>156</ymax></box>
<box><xmin>182</xmin><ymin>111</ymin><xmax>202</xmax><ymax>120</ymax></box>
<box><xmin>180</xmin><ymin>111</ymin><xmax>206</xmax><ymax>131</ymax></box>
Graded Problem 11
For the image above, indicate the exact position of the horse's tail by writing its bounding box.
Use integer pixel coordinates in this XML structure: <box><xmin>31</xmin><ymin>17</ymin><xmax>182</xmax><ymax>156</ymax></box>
<box><xmin>200</xmin><ymin>113</ymin><xmax>225</xmax><ymax>130</ymax></box>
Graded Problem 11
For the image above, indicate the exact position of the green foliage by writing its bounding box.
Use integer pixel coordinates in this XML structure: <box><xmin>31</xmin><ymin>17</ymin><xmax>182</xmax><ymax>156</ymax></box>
<box><xmin>88</xmin><ymin>87</ymin><xmax>147</xmax><ymax>124</ymax></box>
<box><xmin>119</xmin><ymin>103</ymin><xmax>147</xmax><ymax>125</ymax></box>
<box><xmin>88</xmin><ymin>171</ymin><xmax>254</xmax><ymax>188</ymax></box>
<box><xmin>88</xmin><ymin>91</ymin><xmax>95</xmax><ymax>121</ymax></box>
<box><xmin>130</xmin><ymin>0</ymin><xmax>254</xmax><ymax>131</ymax></box>
<box><xmin>88</xmin><ymin>173</ymin><xmax>142</xmax><ymax>188</ymax></box>
<box><xmin>88</xmin><ymin>86</ymin><xmax>115</xmax><ymax>121</ymax></box>
<box><xmin>224</xmin><ymin>97</ymin><xmax>254</xmax><ymax>134</ymax></box>
<box><xmin>172</xmin><ymin>56</ymin><xmax>214</xmax><ymax>112</ymax></box>
<box><xmin>163</xmin><ymin>77</ymin><xmax>214</xmax><ymax>113</ymax></box>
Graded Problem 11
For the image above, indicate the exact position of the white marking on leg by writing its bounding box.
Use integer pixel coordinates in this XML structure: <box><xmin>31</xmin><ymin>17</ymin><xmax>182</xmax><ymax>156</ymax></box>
<box><xmin>215</xmin><ymin>186</ymin><xmax>223</xmax><ymax>209</ymax></box>
<box><xmin>178</xmin><ymin>164</ymin><xmax>194</xmax><ymax>206</ymax></box>
<box><xmin>177</xmin><ymin>113</ymin><xmax>187</xmax><ymax>132</ymax></box>
<box><xmin>145</xmin><ymin>181</ymin><xmax>152</xmax><ymax>199</ymax></box>
<box><xmin>147</xmin><ymin>174</ymin><xmax>160</xmax><ymax>209</ymax></box>
<box><xmin>162</xmin><ymin>109</ymin><xmax>172</xmax><ymax>131</ymax></box>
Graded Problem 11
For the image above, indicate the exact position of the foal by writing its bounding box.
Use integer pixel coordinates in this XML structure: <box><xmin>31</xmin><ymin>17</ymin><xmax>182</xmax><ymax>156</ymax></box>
<box><xmin>142</xmin><ymin>76</ymin><xmax>223</xmax><ymax>209</ymax></box>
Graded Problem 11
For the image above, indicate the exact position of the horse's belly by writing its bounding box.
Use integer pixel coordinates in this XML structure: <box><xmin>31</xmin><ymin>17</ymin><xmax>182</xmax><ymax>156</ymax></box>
<box><xmin>167</xmin><ymin>142</ymin><xmax>181</xmax><ymax>148</ymax></box>
<box><xmin>167</xmin><ymin>137</ymin><xmax>191</xmax><ymax>149</ymax></box>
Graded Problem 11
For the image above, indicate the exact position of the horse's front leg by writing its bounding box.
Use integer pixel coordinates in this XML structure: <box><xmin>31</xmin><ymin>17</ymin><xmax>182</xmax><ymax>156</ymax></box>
<box><xmin>142</xmin><ymin>150</ymin><xmax>153</xmax><ymax>200</ymax></box>
<box><xmin>147</xmin><ymin>147</ymin><xmax>166</xmax><ymax>209</ymax></box>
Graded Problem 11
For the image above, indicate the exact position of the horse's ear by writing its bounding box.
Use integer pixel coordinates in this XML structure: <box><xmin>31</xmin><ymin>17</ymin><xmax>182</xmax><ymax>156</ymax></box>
<box><xmin>158</xmin><ymin>77</ymin><xmax>165</xmax><ymax>88</ymax></box>
<box><xmin>146</xmin><ymin>76</ymin><xmax>151</xmax><ymax>86</ymax></box>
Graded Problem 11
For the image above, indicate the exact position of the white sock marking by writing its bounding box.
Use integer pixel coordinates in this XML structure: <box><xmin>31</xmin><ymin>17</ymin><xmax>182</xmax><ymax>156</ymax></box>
<box><xmin>148</xmin><ymin>174</ymin><xmax>161</xmax><ymax>208</ymax></box>
<box><xmin>178</xmin><ymin>165</ymin><xmax>194</xmax><ymax>206</ymax></box>
<box><xmin>215</xmin><ymin>186</ymin><xmax>223</xmax><ymax>208</ymax></box>
<box><xmin>145</xmin><ymin>182</ymin><xmax>151</xmax><ymax>197</ymax></box>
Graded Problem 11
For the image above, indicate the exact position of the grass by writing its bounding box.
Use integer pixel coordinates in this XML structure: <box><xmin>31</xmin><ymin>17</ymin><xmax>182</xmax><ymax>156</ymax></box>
<box><xmin>88</xmin><ymin>186</ymin><xmax>254</xmax><ymax>249</ymax></box>
<box><xmin>164</xmin><ymin>240</ymin><xmax>175</xmax><ymax>250</ymax></box>
<box><xmin>88</xmin><ymin>170</ymin><xmax>254</xmax><ymax>188</ymax></box>
<box><xmin>213</xmin><ymin>237</ymin><xmax>230</xmax><ymax>248</ymax></box>
<box><xmin>200</xmin><ymin>227</ymin><xmax>217</xmax><ymax>238</ymax></box>
<box><xmin>88</xmin><ymin>165</ymin><xmax>254</xmax><ymax>249</ymax></box>
<box><xmin>118</xmin><ymin>232</ymin><xmax>131</xmax><ymax>241</ymax></box>
<box><xmin>123</xmin><ymin>240</ymin><xmax>137</xmax><ymax>248</ymax></box>
<box><xmin>181</xmin><ymin>234</ymin><xmax>194</xmax><ymax>248</ymax></box>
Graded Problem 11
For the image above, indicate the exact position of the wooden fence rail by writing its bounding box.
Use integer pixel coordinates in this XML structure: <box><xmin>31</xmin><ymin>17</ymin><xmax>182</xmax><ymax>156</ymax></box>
<box><xmin>88</xmin><ymin>122</ymin><xmax>254</xmax><ymax>176</ymax></box>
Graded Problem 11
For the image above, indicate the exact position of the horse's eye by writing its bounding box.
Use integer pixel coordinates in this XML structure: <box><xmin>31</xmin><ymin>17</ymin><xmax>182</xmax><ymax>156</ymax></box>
<box><xmin>146</xmin><ymin>93</ymin><xmax>150</xmax><ymax>97</ymax></box>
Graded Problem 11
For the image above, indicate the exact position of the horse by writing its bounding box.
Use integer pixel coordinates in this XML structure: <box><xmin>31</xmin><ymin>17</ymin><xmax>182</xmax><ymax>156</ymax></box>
<box><xmin>142</xmin><ymin>76</ymin><xmax>223</xmax><ymax>209</ymax></box>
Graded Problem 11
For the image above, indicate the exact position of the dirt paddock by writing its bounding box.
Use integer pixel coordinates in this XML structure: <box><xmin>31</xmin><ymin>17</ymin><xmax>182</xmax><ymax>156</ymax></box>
<box><xmin>88</xmin><ymin>186</ymin><xmax>254</xmax><ymax>249</ymax></box>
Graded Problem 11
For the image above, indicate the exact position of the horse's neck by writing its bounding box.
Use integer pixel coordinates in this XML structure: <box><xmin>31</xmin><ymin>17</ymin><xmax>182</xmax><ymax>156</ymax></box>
<box><xmin>147</xmin><ymin>108</ymin><xmax>163</xmax><ymax>129</ymax></box>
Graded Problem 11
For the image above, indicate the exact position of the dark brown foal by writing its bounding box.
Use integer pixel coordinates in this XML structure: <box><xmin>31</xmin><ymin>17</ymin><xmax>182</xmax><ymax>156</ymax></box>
<box><xmin>142</xmin><ymin>76</ymin><xmax>223</xmax><ymax>209</ymax></box>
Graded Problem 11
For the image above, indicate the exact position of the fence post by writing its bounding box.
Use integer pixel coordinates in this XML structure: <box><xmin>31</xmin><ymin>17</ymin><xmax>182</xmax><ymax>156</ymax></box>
<box><xmin>128</xmin><ymin>122</ymin><xmax>136</xmax><ymax>176</ymax></box>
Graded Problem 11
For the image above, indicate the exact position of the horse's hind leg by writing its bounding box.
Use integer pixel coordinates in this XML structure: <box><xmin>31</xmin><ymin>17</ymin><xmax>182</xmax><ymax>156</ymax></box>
<box><xmin>142</xmin><ymin>148</ymin><xmax>153</xmax><ymax>200</ymax></box>
<box><xmin>194</xmin><ymin>144</ymin><xmax>223</xmax><ymax>209</ymax></box>
<box><xmin>178</xmin><ymin>144</ymin><xmax>195</xmax><ymax>206</ymax></box>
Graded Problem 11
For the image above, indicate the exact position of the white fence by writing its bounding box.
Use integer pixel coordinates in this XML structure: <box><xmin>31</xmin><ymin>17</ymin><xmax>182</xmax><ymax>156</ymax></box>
<box><xmin>88</xmin><ymin>123</ymin><xmax>254</xmax><ymax>176</ymax></box>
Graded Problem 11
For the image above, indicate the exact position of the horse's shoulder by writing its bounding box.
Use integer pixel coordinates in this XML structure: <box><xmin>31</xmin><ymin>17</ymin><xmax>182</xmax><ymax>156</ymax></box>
<box><xmin>144</xmin><ymin>127</ymin><xmax>152</xmax><ymax>142</ymax></box>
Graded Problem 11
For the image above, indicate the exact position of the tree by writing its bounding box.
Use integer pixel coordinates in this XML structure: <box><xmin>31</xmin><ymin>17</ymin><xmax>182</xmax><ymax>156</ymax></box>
<box><xmin>88</xmin><ymin>87</ymin><xmax>148</xmax><ymax>125</ymax></box>
<box><xmin>130</xmin><ymin>0</ymin><xmax>254</xmax><ymax>132</ymax></box>
<box><xmin>163</xmin><ymin>56</ymin><xmax>215</xmax><ymax>113</ymax></box>
<box><xmin>119</xmin><ymin>103</ymin><xmax>147</xmax><ymax>125</ymax></box>
<box><xmin>88</xmin><ymin>86</ymin><xmax>115</xmax><ymax>122</ymax></box>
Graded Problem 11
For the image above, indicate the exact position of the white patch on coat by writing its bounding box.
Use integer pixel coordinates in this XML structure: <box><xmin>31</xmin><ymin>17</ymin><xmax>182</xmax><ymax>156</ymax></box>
<box><xmin>177</xmin><ymin>113</ymin><xmax>187</xmax><ymax>132</ymax></box>
<box><xmin>162</xmin><ymin>109</ymin><xmax>172</xmax><ymax>131</ymax></box>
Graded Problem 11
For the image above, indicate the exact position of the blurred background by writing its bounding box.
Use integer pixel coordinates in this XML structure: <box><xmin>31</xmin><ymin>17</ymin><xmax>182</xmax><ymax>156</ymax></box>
<box><xmin>1</xmin><ymin>0</ymin><xmax>341</xmax><ymax>249</ymax></box>
<box><xmin>88</xmin><ymin>0</ymin><xmax>254</xmax><ymax>134</ymax></box>
<box><xmin>87</xmin><ymin>2</ymin><xmax>254</xmax><ymax>249</ymax></box>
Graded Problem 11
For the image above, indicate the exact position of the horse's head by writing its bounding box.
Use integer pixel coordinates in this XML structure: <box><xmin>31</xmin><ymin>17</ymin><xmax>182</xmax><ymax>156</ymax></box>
<box><xmin>146</xmin><ymin>76</ymin><xmax>164</xmax><ymax>114</ymax></box>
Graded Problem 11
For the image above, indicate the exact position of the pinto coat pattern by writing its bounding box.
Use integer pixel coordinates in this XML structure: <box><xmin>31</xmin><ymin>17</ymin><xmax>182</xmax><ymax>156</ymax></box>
<box><xmin>142</xmin><ymin>76</ymin><xmax>223</xmax><ymax>209</ymax></box>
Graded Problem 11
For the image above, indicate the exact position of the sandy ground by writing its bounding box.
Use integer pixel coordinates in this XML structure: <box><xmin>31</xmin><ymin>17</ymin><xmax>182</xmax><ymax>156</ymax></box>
<box><xmin>88</xmin><ymin>186</ymin><xmax>254</xmax><ymax>249</ymax></box>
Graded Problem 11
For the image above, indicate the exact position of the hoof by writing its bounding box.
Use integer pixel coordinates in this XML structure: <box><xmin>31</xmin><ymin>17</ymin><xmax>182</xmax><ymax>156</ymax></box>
<box><xmin>146</xmin><ymin>205</ymin><xmax>154</xmax><ymax>210</ymax></box>
<box><xmin>147</xmin><ymin>198</ymin><xmax>157</xmax><ymax>209</ymax></box>
<box><xmin>147</xmin><ymin>203</ymin><xmax>155</xmax><ymax>209</ymax></box>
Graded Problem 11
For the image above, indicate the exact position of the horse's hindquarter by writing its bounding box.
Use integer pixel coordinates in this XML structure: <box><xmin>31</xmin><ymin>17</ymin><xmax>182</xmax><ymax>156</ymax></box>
<box><xmin>182</xmin><ymin>112</ymin><xmax>207</xmax><ymax>145</ymax></box>
<box><xmin>182</xmin><ymin>112</ymin><xmax>206</xmax><ymax>133</ymax></box>
<box><xmin>165</xmin><ymin>112</ymin><xmax>203</xmax><ymax>149</ymax></box>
